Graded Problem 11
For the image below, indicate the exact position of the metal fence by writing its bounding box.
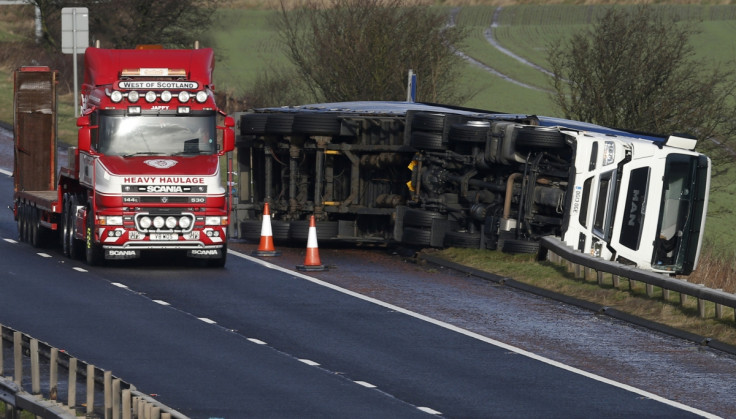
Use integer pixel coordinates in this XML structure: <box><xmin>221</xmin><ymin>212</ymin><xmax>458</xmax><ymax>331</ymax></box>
<box><xmin>0</xmin><ymin>324</ymin><xmax>187</xmax><ymax>419</ymax></box>
<box><xmin>539</xmin><ymin>236</ymin><xmax>736</xmax><ymax>322</ymax></box>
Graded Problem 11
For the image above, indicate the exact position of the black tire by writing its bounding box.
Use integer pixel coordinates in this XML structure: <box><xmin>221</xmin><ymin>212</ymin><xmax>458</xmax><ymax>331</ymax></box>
<box><xmin>292</xmin><ymin>113</ymin><xmax>341</xmax><ymax>136</ymax></box>
<box><xmin>290</xmin><ymin>220</ymin><xmax>338</xmax><ymax>241</ymax></box>
<box><xmin>19</xmin><ymin>204</ymin><xmax>28</xmax><ymax>243</ymax></box>
<box><xmin>240</xmin><ymin>113</ymin><xmax>268</xmax><ymax>135</ymax></box>
<box><xmin>515</xmin><ymin>127</ymin><xmax>566</xmax><ymax>149</ymax></box>
<box><xmin>240</xmin><ymin>220</ymin><xmax>263</xmax><ymax>242</ymax></box>
<box><xmin>67</xmin><ymin>197</ymin><xmax>83</xmax><ymax>260</ymax></box>
<box><xmin>85</xmin><ymin>206</ymin><xmax>104</xmax><ymax>266</ymax></box>
<box><xmin>443</xmin><ymin>231</ymin><xmax>481</xmax><ymax>248</ymax></box>
<box><xmin>402</xmin><ymin>227</ymin><xmax>432</xmax><ymax>246</ymax></box>
<box><xmin>271</xmin><ymin>220</ymin><xmax>291</xmax><ymax>241</ymax></box>
<box><xmin>208</xmin><ymin>243</ymin><xmax>227</xmax><ymax>268</ymax></box>
<box><xmin>448</xmin><ymin>122</ymin><xmax>489</xmax><ymax>144</ymax></box>
<box><xmin>30</xmin><ymin>207</ymin><xmax>41</xmax><ymax>248</ymax></box>
<box><xmin>62</xmin><ymin>197</ymin><xmax>71</xmax><ymax>257</ymax></box>
<box><xmin>411</xmin><ymin>112</ymin><xmax>446</xmax><ymax>132</ymax></box>
<box><xmin>502</xmin><ymin>238</ymin><xmax>540</xmax><ymax>254</ymax></box>
<box><xmin>403</xmin><ymin>208</ymin><xmax>445</xmax><ymax>228</ymax></box>
<box><xmin>410</xmin><ymin>131</ymin><xmax>445</xmax><ymax>150</ymax></box>
<box><xmin>265</xmin><ymin>113</ymin><xmax>295</xmax><ymax>135</ymax></box>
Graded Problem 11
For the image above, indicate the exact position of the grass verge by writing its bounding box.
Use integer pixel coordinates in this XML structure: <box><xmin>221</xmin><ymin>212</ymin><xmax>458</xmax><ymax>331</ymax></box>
<box><xmin>429</xmin><ymin>247</ymin><xmax>736</xmax><ymax>349</ymax></box>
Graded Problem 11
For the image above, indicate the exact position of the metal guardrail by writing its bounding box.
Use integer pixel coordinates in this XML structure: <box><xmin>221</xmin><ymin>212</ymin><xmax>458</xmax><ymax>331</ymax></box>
<box><xmin>0</xmin><ymin>324</ymin><xmax>187</xmax><ymax>419</ymax></box>
<box><xmin>539</xmin><ymin>236</ymin><xmax>736</xmax><ymax>322</ymax></box>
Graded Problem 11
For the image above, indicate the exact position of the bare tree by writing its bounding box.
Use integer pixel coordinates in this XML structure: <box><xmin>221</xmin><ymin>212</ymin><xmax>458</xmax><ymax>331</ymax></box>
<box><xmin>273</xmin><ymin>0</ymin><xmax>470</xmax><ymax>104</ymax></box>
<box><xmin>547</xmin><ymin>6</ymin><xmax>736</xmax><ymax>155</ymax></box>
<box><xmin>25</xmin><ymin>0</ymin><xmax>219</xmax><ymax>50</ymax></box>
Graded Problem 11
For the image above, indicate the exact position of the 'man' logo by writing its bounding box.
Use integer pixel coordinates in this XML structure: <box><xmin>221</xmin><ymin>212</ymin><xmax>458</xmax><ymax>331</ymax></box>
<box><xmin>147</xmin><ymin>185</ymin><xmax>183</xmax><ymax>193</ymax></box>
<box><xmin>628</xmin><ymin>190</ymin><xmax>640</xmax><ymax>226</ymax></box>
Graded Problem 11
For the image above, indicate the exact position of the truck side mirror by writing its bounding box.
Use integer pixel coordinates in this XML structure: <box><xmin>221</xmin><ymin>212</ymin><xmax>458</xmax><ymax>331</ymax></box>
<box><xmin>76</xmin><ymin>116</ymin><xmax>96</xmax><ymax>153</ymax></box>
<box><xmin>218</xmin><ymin>116</ymin><xmax>235</xmax><ymax>155</ymax></box>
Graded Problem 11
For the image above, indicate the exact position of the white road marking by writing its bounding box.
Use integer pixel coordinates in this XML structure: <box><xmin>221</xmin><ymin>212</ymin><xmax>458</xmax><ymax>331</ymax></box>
<box><xmin>0</xmin><ymin>168</ymin><xmax>11</xmax><ymax>177</ymax></box>
<box><xmin>37</xmin><ymin>253</ymin><xmax>51</xmax><ymax>258</ymax></box>
<box><xmin>417</xmin><ymin>406</ymin><xmax>442</xmax><ymax>415</ymax></box>
<box><xmin>73</xmin><ymin>267</ymin><xmax>87</xmax><ymax>272</ymax></box>
<box><xmin>248</xmin><ymin>338</ymin><xmax>267</xmax><ymax>345</ymax></box>
<box><xmin>354</xmin><ymin>381</ymin><xmax>376</xmax><ymax>388</ymax></box>
<box><xmin>198</xmin><ymin>317</ymin><xmax>216</xmax><ymax>324</ymax></box>
<box><xmin>228</xmin><ymin>249</ymin><xmax>718</xmax><ymax>419</ymax></box>
<box><xmin>112</xmin><ymin>282</ymin><xmax>128</xmax><ymax>289</ymax></box>
<box><xmin>299</xmin><ymin>359</ymin><xmax>320</xmax><ymax>366</ymax></box>
<box><xmin>4</xmin><ymin>238</ymin><xmax>17</xmax><ymax>244</ymax></box>
<box><xmin>153</xmin><ymin>300</ymin><xmax>170</xmax><ymax>306</ymax></box>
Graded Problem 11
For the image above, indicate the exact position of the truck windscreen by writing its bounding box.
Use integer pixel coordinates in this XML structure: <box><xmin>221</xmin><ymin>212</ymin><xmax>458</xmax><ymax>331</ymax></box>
<box><xmin>652</xmin><ymin>154</ymin><xmax>702</xmax><ymax>272</ymax></box>
<box><xmin>96</xmin><ymin>113</ymin><xmax>217</xmax><ymax>157</ymax></box>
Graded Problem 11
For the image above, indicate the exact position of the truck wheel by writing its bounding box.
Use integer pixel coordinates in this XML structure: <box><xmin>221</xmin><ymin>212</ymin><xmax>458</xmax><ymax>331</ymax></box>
<box><xmin>411</xmin><ymin>112</ymin><xmax>445</xmax><ymax>132</ymax></box>
<box><xmin>85</xmin><ymin>206</ymin><xmax>104</xmax><ymax>266</ymax></box>
<box><xmin>62</xmin><ymin>198</ymin><xmax>71</xmax><ymax>256</ymax></box>
<box><xmin>292</xmin><ymin>113</ymin><xmax>341</xmax><ymax>136</ymax></box>
<box><xmin>208</xmin><ymin>244</ymin><xmax>227</xmax><ymax>268</ymax></box>
<box><xmin>66</xmin><ymin>197</ymin><xmax>83</xmax><ymax>260</ymax></box>
<box><xmin>515</xmin><ymin>127</ymin><xmax>565</xmax><ymax>149</ymax></box>
<box><xmin>30</xmin><ymin>207</ymin><xmax>41</xmax><ymax>248</ymax></box>
<box><xmin>403</xmin><ymin>208</ymin><xmax>444</xmax><ymax>228</ymax></box>
<box><xmin>410</xmin><ymin>131</ymin><xmax>444</xmax><ymax>150</ymax></box>
<box><xmin>449</xmin><ymin>122</ymin><xmax>489</xmax><ymax>144</ymax></box>
<box><xmin>265</xmin><ymin>113</ymin><xmax>295</xmax><ymax>135</ymax></box>
<box><xmin>240</xmin><ymin>220</ymin><xmax>262</xmax><ymax>242</ymax></box>
<box><xmin>240</xmin><ymin>113</ymin><xmax>268</xmax><ymax>135</ymax></box>
<box><xmin>402</xmin><ymin>227</ymin><xmax>432</xmax><ymax>246</ymax></box>
<box><xmin>501</xmin><ymin>238</ymin><xmax>540</xmax><ymax>254</ymax></box>
<box><xmin>443</xmin><ymin>231</ymin><xmax>481</xmax><ymax>248</ymax></box>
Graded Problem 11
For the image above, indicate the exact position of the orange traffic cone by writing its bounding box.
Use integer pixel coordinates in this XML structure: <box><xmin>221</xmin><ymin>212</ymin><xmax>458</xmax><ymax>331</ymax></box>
<box><xmin>252</xmin><ymin>203</ymin><xmax>281</xmax><ymax>257</ymax></box>
<box><xmin>297</xmin><ymin>215</ymin><xmax>327</xmax><ymax>271</ymax></box>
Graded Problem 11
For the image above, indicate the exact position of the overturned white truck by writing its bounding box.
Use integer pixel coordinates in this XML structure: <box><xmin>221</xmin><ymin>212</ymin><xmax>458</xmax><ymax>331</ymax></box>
<box><xmin>233</xmin><ymin>102</ymin><xmax>709</xmax><ymax>275</ymax></box>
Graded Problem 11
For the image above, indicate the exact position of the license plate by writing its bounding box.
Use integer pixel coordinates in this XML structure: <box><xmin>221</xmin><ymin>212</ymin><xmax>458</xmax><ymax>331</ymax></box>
<box><xmin>150</xmin><ymin>233</ymin><xmax>178</xmax><ymax>241</ymax></box>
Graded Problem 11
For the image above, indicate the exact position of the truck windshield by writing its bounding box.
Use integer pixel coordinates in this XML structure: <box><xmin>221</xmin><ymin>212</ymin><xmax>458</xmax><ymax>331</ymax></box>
<box><xmin>96</xmin><ymin>113</ymin><xmax>217</xmax><ymax>157</ymax></box>
<box><xmin>652</xmin><ymin>154</ymin><xmax>705</xmax><ymax>273</ymax></box>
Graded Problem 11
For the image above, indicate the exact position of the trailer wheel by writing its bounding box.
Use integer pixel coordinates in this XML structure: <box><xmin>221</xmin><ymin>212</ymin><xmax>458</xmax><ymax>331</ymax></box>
<box><xmin>411</xmin><ymin>112</ymin><xmax>446</xmax><ymax>132</ymax></box>
<box><xmin>19</xmin><ymin>204</ymin><xmax>28</xmax><ymax>243</ymax></box>
<box><xmin>515</xmin><ymin>127</ymin><xmax>565</xmax><ymax>149</ymax></box>
<box><xmin>292</xmin><ymin>113</ymin><xmax>341</xmax><ymax>136</ymax></box>
<box><xmin>240</xmin><ymin>220</ymin><xmax>262</xmax><ymax>242</ymax></box>
<box><xmin>290</xmin><ymin>220</ymin><xmax>338</xmax><ymax>242</ymax></box>
<box><xmin>501</xmin><ymin>238</ymin><xmax>540</xmax><ymax>254</ymax></box>
<box><xmin>265</xmin><ymin>113</ymin><xmax>296</xmax><ymax>135</ymax></box>
<box><xmin>410</xmin><ymin>131</ymin><xmax>445</xmax><ymax>150</ymax></box>
<box><xmin>443</xmin><ymin>231</ymin><xmax>481</xmax><ymax>248</ymax></box>
<box><xmin>403</xmin><ymin>208</ymin><xmax>445</xmax><ymax>228</ymax></box>
<box><xmin>240</xmin><ymin>113</ymin><xmax>268</xmax><ymax>135</ymax></box>
<box><xmin>402</xmin><ymin>227</ymin><xmax>432</xmax><ymax>246</ymax></box>
<box><xmin>449</xmin><ymin>122</ymin><xmax>489</xmax><ymax>144</ymax></box>
<box><xmin>30</xmin><ymin>207</ymin><xmax>41</xmax><ymax>248</ymax></box>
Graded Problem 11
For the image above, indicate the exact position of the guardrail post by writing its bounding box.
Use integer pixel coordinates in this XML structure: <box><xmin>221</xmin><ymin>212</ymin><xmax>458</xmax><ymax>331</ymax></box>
<box><xmin>152</xmin><ymin>405</ymin><xmax>161</xmax><ymax>419</ymax></box>
<box><xmin>663</xmin><ymin>289</ymin><xmax>670</xmax><ymax>302</ymax></box>
<box><xmin>105</xmin><ymin>370</ymin><xmax>112</xmax><ymax>419</ymax></box>
<box><xmin>13</xmin><ymin>331</ymin><xmax>22</xmax><ymax>387</ymax></box>
<box><xmin>646</xmin><ymin>284</ymin><xmax>654</xmax><ymax>298</ymax></box>
<box><xmin>31</xmin><ymin>338</ymin><xmax>40</xmax><ymax>395</ymax></box>
<box><xmin>122</xmin><ymin>389</ymin><xmax>131</xmax><ymax>419</ymax></box>
<box><xmin>87</xmin><ymin>364</ymin><xmax>95</xmax><ymax>415</ymax></box>
<box><xmin>612</xmin><ymin>274</ymin><xmax>620</xmax><ymax>288</ymax></box>
<box><xmin>574</xmin><ymin>263</ymin><xmax>582</xmax><ymax>279</ymax></box>
<box><xmin>162</xmin><ymin>413</ymin><xmax>171</xmax><ymax>419</ymax></box>
<box><xmin>0</xmin><ymin>324</ymin><xmax>4</xmax><ymax>376</ymax></box>
<box><xmin>50</xmin><ymin>348</ymin><xmax>58</xmax><ymax>400</ymax></box>
<box><xmin>697</xmin><ymin>284</ymin><xmax>706</xmax><ymax>318</ymax></box>
<box><xmin>583</xmin><ymin>266</ymin><xmax>590</xmax><ymax>281</ymax></box>
<box><xmin>68</xmin><ymin>357</ymin><xmax>77</xmax><ymax>409</ymax></box>
<box><xmin>112</xmin><ymin>378</ymin><xmax>121</xmax><ymax>419</ymax></box>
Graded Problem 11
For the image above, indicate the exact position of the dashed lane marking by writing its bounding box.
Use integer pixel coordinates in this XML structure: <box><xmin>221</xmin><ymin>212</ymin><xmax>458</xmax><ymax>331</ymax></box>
<box><xmin>299</xmin><ymin>359</ymin><xmax>320</xmax><ymax>366</ymax></box>
<box><xmin>247</xmin><ymin>338</ymin><xmax>267</xmax><ymax>345</ymax></box>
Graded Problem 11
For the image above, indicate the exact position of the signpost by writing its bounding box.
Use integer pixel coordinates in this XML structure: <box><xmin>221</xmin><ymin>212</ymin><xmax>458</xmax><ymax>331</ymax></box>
<box><xmin>61</xmin><ymin>7</ymin><xmax>89</xmax><ymax>117</ymax></box>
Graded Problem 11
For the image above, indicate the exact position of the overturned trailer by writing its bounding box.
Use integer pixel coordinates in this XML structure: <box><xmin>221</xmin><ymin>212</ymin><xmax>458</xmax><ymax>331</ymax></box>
<box><xmin>232</xmin><ymin>102</ymin><xmax>709</xmax><ymax>275</ymax></box>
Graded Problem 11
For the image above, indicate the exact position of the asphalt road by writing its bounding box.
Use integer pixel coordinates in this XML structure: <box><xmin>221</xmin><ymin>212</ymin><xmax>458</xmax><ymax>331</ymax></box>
<box><xmin>0</xmin><ymin>166</ymin><xmax>716</xmax><ymax>417</ymax></box>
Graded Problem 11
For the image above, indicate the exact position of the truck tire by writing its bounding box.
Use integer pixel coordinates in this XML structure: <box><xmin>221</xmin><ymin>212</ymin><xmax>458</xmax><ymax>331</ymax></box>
<box><xmin>501</xmin><ymin>238</ymin><xmax>540</xmax><ymax>254</ymax></box>
<box><xmin>290</xmin><ymin>220</ymin><xmax>338</xmax><ymax>241</ymax></box>
<box><xmin>411</xmin><ymin>112</ymin><xmax>445</xmax><ymax>132</ymax></box>
<box><xmin>402</xmin><ymin>227</ymin><xmax>432</xmax><ymax>246</ymax></box>
<box><xmin>265</xmin><ymin>113</ymin><xmax>295</xmax><ymax>135</ymax></box>
<box><xmin>443</xmin><ymin>231</ymin><xmax>481</xmax><ymax>248</ymax></box>
<box><xmin>240</xmin><ymin>220</ymin><xmax>262</xmax><ymax>242</ymax></box>
<box><xmin>240</xmin><ymin>113</ymin><xmax>268</xmax><ymax>135</ymax></box>
<box><xmin>449</xmin><ymin>122</ymin><xmax>488</xmax><ymax>144</ymax></box>
<box><xmin>515</xmin><ymin>127</ymin><xmax>565</xmax><ymax>149</ymax></box>
<box><xmin>403</xmin><ymin>208</ymin><xmax>444</xmax><ymax>228</ymax></box>
<box><xmin>30</xmin><ymin>207</ymin><xmax>41</xmax><ymax>248</ymax></box>
<box><xmin>85</xmin><ymin>206</ymin><xmax>104</xmax><ymax>266</ymax></box>
<box><xmin>208</xmin><ymin>243</ymin><xmax>227</xmax><ymax>268</ymax></box>
<box><xmin>410</xmin><ymin>131</ymin><xmax>444</xmax><ymax>150</ymax></box>
<box><xmin>292</xmin><ymin>113</ymin><xmax>341</xmax><ymax>136</ymax></box>
<box><xmin>66</xmin><ymin>197</ymin><xmax>83</xmax><ymax>260</ymax></box>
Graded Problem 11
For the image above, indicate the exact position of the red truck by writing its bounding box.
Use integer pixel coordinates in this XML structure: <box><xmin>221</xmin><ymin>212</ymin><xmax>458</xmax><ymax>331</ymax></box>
<box><xmin>12</xmin><ymin>46</ymin><xmax>235</xmax><ymax>267</ymax></box>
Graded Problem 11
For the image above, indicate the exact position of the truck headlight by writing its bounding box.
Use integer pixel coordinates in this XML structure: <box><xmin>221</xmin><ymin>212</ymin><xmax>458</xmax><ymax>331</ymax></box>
<box><xmin>602</xmin><ymin>141</ymin><xmax>616</xmax><ymax>166</ymax></box>
<box><xmin>139</xmin><ymin>216</ymin><xmax>152</xmax><ymax>229</ymax></box>
<box><xmin>205</xmin><ymin>216</ymin><xmax>226</xmax><ymax>226</ymax></box>
<box><xmin>165</xmin><ymin>216</ymin><xmax>178</xmax><ymax>229</ymax></box>
<box><xmin>99</xmin><ymin>215</ymin><xmax>123</xmax><ymax>226</ymax></box>
<box><xmin>153</xmin><ymin>216</ymin><xmax>165</xmax><ymax>229</ymax></box>
<box><xmin>179</xmin><ymin>217</ymin><xmax>192</xmax><ymax>229</ymax></box>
